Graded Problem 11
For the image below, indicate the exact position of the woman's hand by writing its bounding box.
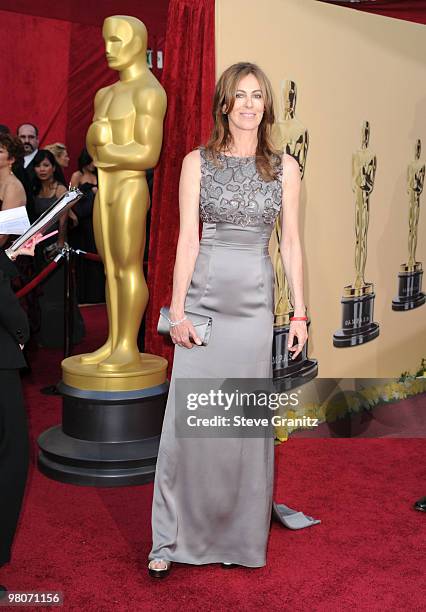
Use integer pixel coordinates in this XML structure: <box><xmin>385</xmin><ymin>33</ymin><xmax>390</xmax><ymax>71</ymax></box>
<box><xmin>170</xmin><ymin>317</ymin><xmax>202</xmax><ymax>349</ymax></box>
<box><xmin>287</xmin><ymin>320</ymin><xmax>308</xmax><ymax>360</ymax></box>
<box><xmin>6</xmin><ymin>232</ymin><xmax>44</xmax><ymax>259</ymax></box>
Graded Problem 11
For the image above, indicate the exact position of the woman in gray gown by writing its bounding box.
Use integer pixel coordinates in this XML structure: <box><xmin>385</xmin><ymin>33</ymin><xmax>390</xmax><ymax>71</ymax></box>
<box><xmin>148</xmin><ymin>62</ymin><xmax>308</xmax><ymax>577</ymax></box>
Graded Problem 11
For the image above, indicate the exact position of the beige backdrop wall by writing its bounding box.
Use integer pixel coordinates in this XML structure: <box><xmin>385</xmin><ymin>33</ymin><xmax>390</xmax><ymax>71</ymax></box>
<box><xmin>216</xmin><ymin>0</ymin><xmax>426</xmax><ymax>378</ymax></box>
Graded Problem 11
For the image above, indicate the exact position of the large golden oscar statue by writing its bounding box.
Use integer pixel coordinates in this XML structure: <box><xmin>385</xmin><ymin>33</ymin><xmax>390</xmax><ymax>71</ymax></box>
<box><xmin>63</xmin><ymin>15</ymin><xmax>168</xmax><ymax>389</ymax></box>
<box><xmin>270</xmin><ymin>80</ymin><xmax>317</xmax><ymax>384</ymax></box>
<box><xmin>392</xmin><ymin>139</ymin><xmax>425</xmax><ymax>310</ymax></box>
<box><xmin>38</xmin><ymin>16</ymin><xmax>169</xmax><ymax>486</ymax></box>
<box><xmin>334</xmin><ymin>122</ymin><xmax>380</xmax><ymax>347</ymax></box>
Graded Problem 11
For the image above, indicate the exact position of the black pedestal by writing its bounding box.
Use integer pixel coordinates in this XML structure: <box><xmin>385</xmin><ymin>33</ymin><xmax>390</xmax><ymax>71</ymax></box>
<box><xmin>272</xmin><ymin>323</ymin><xmax>318</xmax><ymax>391</ymax></box>
<box><xmin>333</xmin><ymin>291</ymin><xmax>379</xmax><ymax>347</ymax></box>
<box><xmin>392</xmin><ymin>269</ymin><xmax>425</xmax><ymax>311</ymax></box>
<box><xmin>37</xmin><ymin>382</ymin><xmax>168</xmax><ymax>487</ymax></box>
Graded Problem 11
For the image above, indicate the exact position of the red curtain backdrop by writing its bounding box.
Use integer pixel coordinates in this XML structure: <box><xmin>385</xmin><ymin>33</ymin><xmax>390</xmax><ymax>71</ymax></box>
<box><xmin>0</xmin><ymin>1</ymin><xmax>169</xmax><ymax>179</ymax></box>
<box><xmin>326</xmin><ymin>0</ymin><xmax>426</xmax><ymax>25</ymax></box>
<box><xmin>0</xmin><ymin>10</ymin><xmax>71</xmax><ymax>146</ymax></box>
<box><xmin>144</xmin><ymin>0</ymin><xmax>215</xmax><ymax>370</ymax></box>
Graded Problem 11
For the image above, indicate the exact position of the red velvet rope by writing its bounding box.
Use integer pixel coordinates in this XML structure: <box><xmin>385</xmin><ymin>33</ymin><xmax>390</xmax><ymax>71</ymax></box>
<box><xmin>80</xmin><ymin>251</ymin><xmax>102</xmax><ymax>262</ymax></box>
<box><xmin>15</xmin><ymin>250</ymin><xmax>147</xmax><ymax>299</ymax></box>
<box><xmin>16</xmin><ymin>260</ymin><xmax>60</xmax><ymax>298</ymax></box>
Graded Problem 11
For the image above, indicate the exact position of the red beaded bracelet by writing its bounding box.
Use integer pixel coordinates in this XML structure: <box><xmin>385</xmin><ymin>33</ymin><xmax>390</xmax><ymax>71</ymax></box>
<box><xmin>290</xmin><ymin>316</ymin><xmax>308</xmax><ymax>321</ymax></box>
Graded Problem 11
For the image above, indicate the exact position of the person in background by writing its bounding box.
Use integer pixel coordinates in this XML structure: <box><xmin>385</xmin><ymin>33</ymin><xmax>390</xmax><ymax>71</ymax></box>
<box><xmin>44</xmin><ymin>143</ymin><xmax>70</xmax><ymax>170</ymax></box>
<box><xmin>30</xmin><ymin>149</ymin><xmax>85</xmax><ymax>347</ymax></box>
<box><xmin>0</xmin><ymin>127</ymin><xmax>37</xmax><ymax>343</ymax></box>
<box><xmin>69</xmin><ymin>147</ymin><xmax>105</xmax><ymax>304</ymax></box>
<box><xmin>16</xmin><ymin>123</ymin><xmax>39</xmax><ymax>171</ymax></box>
<box><xmin>0</xmin><ymin>234</ymin><xmax>42</xmax><ymax>593</ymax></box>
<box><xmin>44</xmin><ymin>143</ymin><xmax>78</xmax><ymax>226</ymax></box>
<box><xmin>0</xmin><ymin>125</ymin><xmax>33</xmax><ymax>213</ymax></box>
<box><xmin>0</xmin><ymin>134</ymin><xmax>26</xmax><ymax>248</ymax></box>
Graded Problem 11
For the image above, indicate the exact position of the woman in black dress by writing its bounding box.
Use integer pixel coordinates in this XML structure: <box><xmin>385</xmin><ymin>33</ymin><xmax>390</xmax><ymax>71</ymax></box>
<box><xmin>70</xmin><ymin>148</ymin><xmax>105</xmax><ymax>304</ymax></box>
<box><xmin>31</xmin><ymin>149</ymin><xmax>85</xmax><ymax>347</ymax></box>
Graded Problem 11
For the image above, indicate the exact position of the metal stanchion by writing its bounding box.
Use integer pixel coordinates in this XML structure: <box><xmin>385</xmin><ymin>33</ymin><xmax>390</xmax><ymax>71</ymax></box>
<box><xmin>63</xmin><ymin>245</ymin><xmax>75</xmax><ymax>359</ymax></box>
<box><xmin>41</xmin><ymin>246</ymin><xmax>73</xmax><ymax>396</ymax></box>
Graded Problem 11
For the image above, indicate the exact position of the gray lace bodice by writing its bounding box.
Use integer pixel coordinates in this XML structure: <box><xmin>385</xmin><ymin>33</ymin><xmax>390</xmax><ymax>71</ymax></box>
<box><xmin>199</xmin><ymin>148</ymin><xmax>283</xmax><ymax>226</ymax></box>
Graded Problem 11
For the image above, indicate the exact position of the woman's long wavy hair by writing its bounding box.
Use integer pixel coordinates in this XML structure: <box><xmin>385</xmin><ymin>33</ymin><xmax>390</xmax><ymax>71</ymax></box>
<box><xmin>205</xmin><ymin>62</ymin><xmax>280</xmax><ymax>181</ymax></box>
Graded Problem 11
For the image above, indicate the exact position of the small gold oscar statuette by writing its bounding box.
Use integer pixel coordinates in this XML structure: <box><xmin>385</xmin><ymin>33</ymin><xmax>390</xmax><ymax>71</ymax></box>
<box><xmin>333</xmin><ymin>121</ymin><xmax>380</xmax><ymax>347</ymax></box>
<box><xmin>270</xmin><ymin>80</ymin><xmax>317</xmax><ymax>386</ymax></box>
<box><xmin>38</xmin><ymin>16</ymin><xmax>168</xmax><ymax>487</ymax></box>
<box><xmin>392</xmin><ymin>139</ymin><xmax>425</xmax><ymax>311</ymax></box>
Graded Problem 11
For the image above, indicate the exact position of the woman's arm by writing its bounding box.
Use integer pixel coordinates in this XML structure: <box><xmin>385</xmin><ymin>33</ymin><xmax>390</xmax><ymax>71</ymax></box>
<box><xmin>169</xmin><ymin>149</ymin><xmax>202</xmax><ymax>348</ymax></box>
<box><xmin>70</xmin><ymin>171</ymin><xmax>81</xmax><ymax>188</ymax></box>
<box><xmin>280</xmin><ymin>154</ymin><xmax>308</xmax><ymax>358</ymax></box>
<box><xmin>0</xmin><ymin>179</ymin><xmax>27</xmax><ymax>247</ymax></box>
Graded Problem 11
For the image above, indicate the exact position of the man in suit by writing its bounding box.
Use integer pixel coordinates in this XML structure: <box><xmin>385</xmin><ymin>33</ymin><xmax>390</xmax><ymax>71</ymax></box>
<box><xmin>16</xmin><ymin>124</ymin><xmax>39</xmax><ymax>169</ymax></box>
<box><xmin>0</xmin><ymin>244</ymin><xmax>35</xmax><ymax>592</ymax></box>
<box><xmin>16</xmin><ymin>123</ymin><xmax>39</xmax><ymax>186</ymax></box>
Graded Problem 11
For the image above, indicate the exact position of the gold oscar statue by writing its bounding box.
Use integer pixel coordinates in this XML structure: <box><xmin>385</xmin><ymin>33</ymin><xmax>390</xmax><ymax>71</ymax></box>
<box><xmin>62</xmin><ymin>15</ymin><xmax>167</xmax><ymax>389</ymax></box>
<box><xmin>38</xmin><ymin>16</ymin><xmax>169</xmax><ymax>486</ymax></box>
<box><xmin>407</xmin><ymin>139</ymin><xmax>424</xmax><ymax>270</ymax></box>
<box><xmin>270</xmin><ymin>80</ymin><xmax>317</xmax><ymax>383</ymax></box>
<box><xmin>271</xmin><ymin>80</ymin><xmax>309</xmax><ymax>328</ymax></box>
<box><xmin>349</xmin><ymin>121</ymin><xmax>377</xmax><ymax>295</ymax></box>
<box><xmin>334</xmin><ymin>122</ymin><xmax>379</xmax><ymax>347</ymax></box>
<box><xmin>392</xmin><ymin>139</ymin><xmax>425</xmax><ymax>310</ymax></box>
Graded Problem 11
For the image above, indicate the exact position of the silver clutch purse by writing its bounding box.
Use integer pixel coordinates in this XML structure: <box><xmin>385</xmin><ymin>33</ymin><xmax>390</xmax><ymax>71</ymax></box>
<box><xmin>157</xmin><ymin>306</ymin><xmax>212</xmax><ymax>346</ymax></box>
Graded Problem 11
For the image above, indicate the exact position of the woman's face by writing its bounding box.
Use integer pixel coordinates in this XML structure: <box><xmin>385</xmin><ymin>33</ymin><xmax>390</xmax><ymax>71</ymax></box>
<box><xmin>58</xmin><ymin>149</ymin><xmax>69</xmax><ymax>168</ymax></box>
<box><xmin>225</xmin><ymin>73</ymin><xmax>265</xmax><ymax>133</ymax></box>
<box><xmin>35</xmin><ymin>158</ymin><xmax>54</xmax><ymax>181</ymax></box>
<box><xmin>0</xmin><ymin>144</ymin><xmax>12</xmax><ymax>169</ymax></box>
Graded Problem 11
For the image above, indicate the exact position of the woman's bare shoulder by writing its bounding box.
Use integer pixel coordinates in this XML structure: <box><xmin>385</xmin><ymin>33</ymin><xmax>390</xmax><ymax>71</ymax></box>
<box><xmin>3</xmin><ymin>175</ymin><xmax>26</xmax><ymax>205</ymax></box>
<box><xmin>70</xmin><ymin>170</ymin><xmax>82</xmax><ymax>183</ymax></box>
<box><xmin>181</xmin><ymin>149</ymin><xmax>202</xmax><ymax>177</ymax></box>
<box><xmin>183</xmin><ymin>149</ymin><xmax>201</xmax><ymax>165</ymax></box>
<box><xmin>55</xmin><ymin>182</ymin><xmax>67</xmax><ymax>196</ymax></box>
<box><xmin>282</xmin><ymin>154</ymin><xmax>301</xmax><ymax>182</ymax></box>
<box><xmin>283</xmin><ymin>153</ymin><xmax>299</xmax><ymax>171</ymax></box>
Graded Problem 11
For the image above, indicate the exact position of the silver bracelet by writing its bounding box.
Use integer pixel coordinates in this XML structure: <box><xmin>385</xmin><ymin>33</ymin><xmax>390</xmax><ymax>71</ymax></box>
<box><xmin>169</xmin><ymin>315</ymin><xmax>188</xmax><ymax>327</ymax></box>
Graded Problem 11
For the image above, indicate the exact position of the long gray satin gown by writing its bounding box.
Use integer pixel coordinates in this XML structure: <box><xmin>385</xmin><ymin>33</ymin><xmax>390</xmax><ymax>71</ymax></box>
<box><xmin>149</xmin><ymin>148</ymin><xmax>283</xmax><ymax>567</ymax></box>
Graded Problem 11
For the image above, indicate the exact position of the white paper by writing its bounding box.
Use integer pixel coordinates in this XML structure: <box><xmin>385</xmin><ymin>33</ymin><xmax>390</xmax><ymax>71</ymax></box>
<box><xmin>0</xmin><ymin>206</ymin><xmax>30</xmax><ymax>235</ymax></box>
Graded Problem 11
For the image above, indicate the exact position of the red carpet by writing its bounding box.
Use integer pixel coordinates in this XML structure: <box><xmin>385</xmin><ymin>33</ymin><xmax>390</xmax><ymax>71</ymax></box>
<box><xmin>2</xmin><ymin>305</ymin><xmax>425</xmax><ymax>611</ymax></box>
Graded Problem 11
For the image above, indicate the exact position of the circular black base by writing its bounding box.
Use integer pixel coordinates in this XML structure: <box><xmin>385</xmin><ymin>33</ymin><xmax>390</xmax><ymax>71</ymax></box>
<box><xmin>392</xmin><ymin>269</ymin><xmax>424</xmax><ymax>311</ymax></box>
<box><xmin>273</xmin><ymin>358</ymin><xmax>318</xmax><ymax>391</ymax></box>
<box><xmin>334</xmin><ymin>291</ymin><xmax>379</xmax><ymax>347</ymax></box>
<box><xmin>274</xmin><ymin>358</ymin><xmax>318</xmax><ymax>381</ymax></box>
<box><xmin>273</xmin><ymin>323</ymin><xmax>318</xmax><ymax>380</ymax></box>
<box><xmin>392</xmin><ymin>292</ymin><xmax>425</xmax><ymax>311</ymax></box>
<box><xmin>38</xmin><ymin>426</ymin><xmax>161</xmax><ymax>486</ymax></box>
<box><xmin>37</xmin><ymin>382</ymin><xmax>168</xmax><ymax>487</ymax></box>
<box><xmin>333</xmin><ymin>322</ymin><xmax>379</xmax><ymax>347</ymax></box>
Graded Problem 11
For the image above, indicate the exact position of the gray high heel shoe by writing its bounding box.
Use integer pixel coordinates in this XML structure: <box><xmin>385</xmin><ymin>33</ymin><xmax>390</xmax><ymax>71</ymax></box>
<box><xmin>272</xmin><ymin>501</ymin><xmax>321</xmax><ymax>529</ymax></box>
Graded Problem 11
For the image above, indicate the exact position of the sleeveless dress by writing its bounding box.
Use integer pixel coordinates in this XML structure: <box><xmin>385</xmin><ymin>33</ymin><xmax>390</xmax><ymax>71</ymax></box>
<box><xmin>68</xmin><ymin>182</ymin><xmax>105</xmax><ymax>304</ymax></box>
<box><xmin>149</xmin><ymin>148</ymin><xmax>283</xmax><ymax>567</ymax></box>
<box><xmin>33</xmin><ymin>195</ymin><xmax>85</xmax><ymax>348</ymax></box>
